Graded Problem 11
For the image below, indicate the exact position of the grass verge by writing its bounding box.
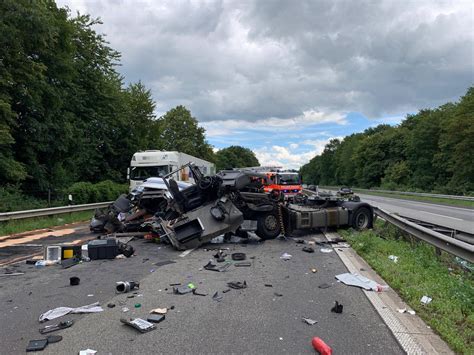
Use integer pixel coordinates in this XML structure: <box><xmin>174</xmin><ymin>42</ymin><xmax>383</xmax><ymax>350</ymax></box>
<box><xmin>340</xmin><ymin>222</ymin><xmax>474</xmax><ymax>354</ymax></box>
<box><xmin>353</xmin><ymin>190</ymin><xmax>474</xmax><ymax>208</ymax></box>
<box><xmin>0</xmin><ymin>210</ymin><xmax>92</xmax><ymax>237</ymax></box>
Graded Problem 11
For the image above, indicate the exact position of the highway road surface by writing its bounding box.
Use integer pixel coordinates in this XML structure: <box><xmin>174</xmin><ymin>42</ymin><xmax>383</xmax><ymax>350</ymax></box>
<box><xmin>356</xmin><ymin>193</ymin><xmax>474</xmax><ymax>235</ymax></box>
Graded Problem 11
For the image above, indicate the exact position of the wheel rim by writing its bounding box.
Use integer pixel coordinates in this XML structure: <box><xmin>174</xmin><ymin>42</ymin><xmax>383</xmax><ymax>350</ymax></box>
<box><xmin>264</xmin><ymin>215</ymin><xmax>278</xmax><ymax>231</ymax></box>
<box><xmin>356</xmin><ymin>212</ymin><xmax>368</xmax><ymax>229</ymax></box>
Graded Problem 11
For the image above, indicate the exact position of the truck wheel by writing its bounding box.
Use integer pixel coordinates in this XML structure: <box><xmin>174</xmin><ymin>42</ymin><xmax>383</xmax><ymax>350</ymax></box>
<box><xmin>352</xmin><ymin>207</ymin><xmax>372</xmax><ymax>230</ymax></box>
<box><xmin>256</xmin><ymin>212</ymin><xmax>281</xmax><ymax>240</ymax></box>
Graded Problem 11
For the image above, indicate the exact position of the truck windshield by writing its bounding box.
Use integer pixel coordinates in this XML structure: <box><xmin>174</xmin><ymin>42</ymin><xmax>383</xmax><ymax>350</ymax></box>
<box><xmin>130</xmin><ymin>166</ymin><xmax>169</xmax><ymax>180</ymax></box>
<box><xmin>278</xmin><ymin>174</ymin><xmax>300</xmax><ymax>185</ymax></box>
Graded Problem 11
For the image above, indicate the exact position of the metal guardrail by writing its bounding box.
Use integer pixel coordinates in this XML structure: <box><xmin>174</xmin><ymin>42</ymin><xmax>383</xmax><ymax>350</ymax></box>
<box><xmin>374</xmin><ymin>207</ymin><xmax>474</xmax><ymax>263</ymax></box>
<box><xmin>318</xmin><ymin>186</ymin><xmax>474</xmax><ymax>202</ymax></box>
<box><xmin>0</xmin><ymin>202</ymin><xmax>112</xmax><ymax>222</ymax></box>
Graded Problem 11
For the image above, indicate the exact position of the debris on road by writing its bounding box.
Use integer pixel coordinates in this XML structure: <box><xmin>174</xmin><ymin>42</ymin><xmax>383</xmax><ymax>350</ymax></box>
<box><xmin>39</xmin><ymin>302</ymin><xmax>104</xmax><ymax>322</ymax></box>
<box><xmin>120</xmin><ymin>318</ymin><xmax>156</xmax><ymax>333</ymax></box>
<box><xmin>274</xmin><ymin>292</ymin><xmax>283</xmax><ymax>297</ymax></box>
<box><xmin>150</xmin><ymin>308</ymin><xmax>167</xmax><ymax>314</ymax></box>
<box><xmin>311</xmin><ymin>268</ymin><xmax>317</xmax><ymax>273</ymax></box>
<box><xmin>318</xmin><ymin>283</ymin><xmax>332</xmax><ymax>289</ymax></box>
<box><xmin>107</xmin><ymin>303</ymin><xmax>115</xmax><ymax>308</ymax></box>
<box><xmin>302</xmin><ymin>246</ymin><xmax>314</xmax><ymax>253</ymax></box>
<box><xmin>231</xmin><ymin>252</ymin><xmax>246</xmax><ymax>260</ymax></box>
<box><xmin>46</xmin><ymin>335</ymin><xmax>62</xmax><ymax>344</ymax></box>
<box><xmin>147</xmin><ymin>314</ymin><xmax>165</xmax><ymax>323</ymax></box>
<box><xmin>214</xmin><ymin>250</ymin><xmax>227</xmax><ymax>262</ymax></box>
<box><xmin>0</xmin><ymin>272</ymin><xmax>24</xmax><ymax>277</ymax></box>
<box><xmin>388</xmin><ymin>255</ymin><xmax>399</xmax><ymax>263</ymax></box>
<box><xmin>397</xmin><ymin>308</ymin><xmax>416</xmax><ymax>315</ymax></box>
<box><xmin>331</xmin><ymin>301</ymin><xmax>343</xmax><ymax>313</ymax></box>
<box><xmin>421</xmin><ymin>295</ymin><xmax>432</xmax><ymax>305</ymax></box>
<box><xmin>335</xmin><ymin>273</ymin><xmax>387</xmax><ymax>291</ymax></box>
<box><xmin>312</xmin><ymin>336</ymin><xmax>332</xmax><ymax>355</ymax></box>
<box><xmin>39</xmin><ymin>320</ymin><xmax>74</xmax><ymax>334</ymax></box>
<box><xmin>116</xmin><ymin>281</ymin><xmax>140</xmax><ymax>293</ymax></box>
<box><xmin>320</xmin><ymin>248</ymin><xmax>333</xmax><ymax>253</ymax></box>
<box><xmin>212</xmin><ymin>291</ymin><xmax>223</xmax><ymax>302</ymax></box>
<box><xmin>26</xmin><ymin>339</ymin><xmax>48</xmax><ymax>352</ymax></box>
<box><xmin>69</xmin><ymin>277</ymin><xmax>80</xmax><ymax>286</ymax></box>
<box><xmin>280</xmin><ymin>253</ymin><xmax>292</xmax><ymax>260</ymax></box>
<box><xmin>79</xmin><ymin>349</ymin><xmax>97</xmax><ymax>355</ymax></box>
<box><xmin>302</xmin><ymin>317</ymin><xmax>318</xmax><ymax>325</ymax></box>
<box><xmin>193</xmin><ymin>290</ymin><xmax>208</xmax><ymax>296</ymax></box>
<box><xmin>173</xmin><ymin>283</ymin><xmax>196</xmax><ymax>294</ymax></box>
<box><xmin>227</xmin><ymin>281</ymin><xmax>247</xmax><ymax>289</ymax></box>
<box><xmin>235</xmin><ymin>262</ymin><xmax>251</xmax><ymax>267</ymax></box>
<box><xmin>204</xmin><ymin>260</ymin><xmax>231</xmax><ymax>272</ymax></box>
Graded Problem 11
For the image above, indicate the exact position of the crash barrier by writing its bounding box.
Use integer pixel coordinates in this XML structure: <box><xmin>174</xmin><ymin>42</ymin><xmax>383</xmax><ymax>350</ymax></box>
<box><xmin>0</xmin><ymin>202</ymin><xmax>112</xmax><ymax>222</ymax></box>
<box><xmin>374</xmin><ymin>207</ymin><xmax>474</xmax><ymax>263</ymax></box>
<box><xmin>318</xmin><ymin>186</ymin><xmax>474</xmax><ymax>201</ymax></box>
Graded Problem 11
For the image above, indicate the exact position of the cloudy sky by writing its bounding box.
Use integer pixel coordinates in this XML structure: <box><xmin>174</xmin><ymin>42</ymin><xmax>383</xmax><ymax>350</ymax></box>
<box><xmin>58</xmin><ymin>0</ymin><xmax>473</xmax><ymax>169</ymax></box>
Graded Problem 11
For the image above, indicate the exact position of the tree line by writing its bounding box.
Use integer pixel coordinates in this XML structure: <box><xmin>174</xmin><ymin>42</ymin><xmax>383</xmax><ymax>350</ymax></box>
<box><xmin>0</xmin><ymin>1</ymin><xmax>259</xmax><ymax>208</ymax></box>
<box><xmin>300</xmin><ymin>87</ymin><xmax>474</xmax><ymax>195</ymax></box>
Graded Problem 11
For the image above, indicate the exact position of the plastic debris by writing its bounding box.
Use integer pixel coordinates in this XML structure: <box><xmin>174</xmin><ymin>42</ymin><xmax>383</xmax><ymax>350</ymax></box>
<box><xmin>107</xmin><ymin>303</ymin><xmax>115</xmax><ymax>308</ymax></box>
<box><xmin>397</xmin><ymin>308</ymin><xmax>416</xmax><ymax>315</ymax></box>
<box><xmin>150</xmin><ymin>308</ymin><xmax>167</xmax><ymax>314</ymax></box>
<box><xmin>212</xmin><ymin>291</ymin><xmax>223</xmax><ymax>302</ymax></box>
<box><xmin>421</xmin><ymin>296</ymin><xmax>432</xmax><ymax>305</ymax></box>
<box><xmin>120</xmin><ymin>318</ymin><xmax>156</xmax><ymax>333</ymax></box>
<box><xmin>227</xmin><ymin>281</ymin><xmax>247</xmax><ymax>289</ymax></box>
<box><xmin>193</xmin><ymin>290</ymin><xmax>208</xmax><ymax>296</ymax></box>
<box><xmin>280</xmin><ymin>253</ymin><xmax>292</xmax><ymax>260</ymax></box>
<box><xmin>302</xmin><ymin>317</ymin><xmax>318</xmax><ymax>325</ymax></box>
<box><xmin>69</xmin><ymin>277</ymin><xmax>80</xmax><ymax>286</ymax></box>
<box><xmin>39</xmin><ymin>302</ymin><xmax>104</xmax><ymax>322</ymax></box>
<box><xmin>122</xmin><ymin>307</ymin><xmax>129</xmax><ymax>313</ymax></box>
<box><xmin>312</xmin><ymin>337</ymin><xmax>332</xmax><ymax>355</ymax></box>
<box><xmin>335</xmin><ymin>273</ymin><xmax>383</xmax><ymax>291</ymax></box>
<box><xmin>311</xmin><ymin>268</ymin><xmax>317</xmax><ymax>273</ymax></box>
<box><xmin>147</xmin><ymin>314</ymin><xmax>165</xmax><ymax>323</ymax></box>
<box><xmin>235</xmin><ymin>262</ymin><xmax>251</xmax><ymax>267</ymax></box>
<box><xmin>173</xmin><ymin>284</ymin><xmax>195</xmax><ymax>294</ymax></box>
<box><xmin>302</xmin><ymin>246</ymin><xmax>314</xmax><ymax>253</ymax></box>
<box><xmin>274</xmin><ymin>292</ymin><xmax>283</xmax><ymax>297</ymax></box>
<box><xmin>39</xmin><ymin>320</ymin><xmax>74</xmax><ymax>334</ymax></box>
<box><xmin>115</xmin><ymin>254</ymin><xmax>126</xmax><ymax>259</ymax></box>
<box><xmin>455</xmin><ymin>257</ymin><xmax>474</xmax><ymax>271</ymax></box>
<box><xmin>26</xmin><ymin>339</ymin><xmax>48</xmax><ymax>352</ymax></box>
<box><xmin>204</xmin><ymin>260</ymin><xmax>231</xmax><ymax>272</ymax></box>
<box><xmin>79</xmin><ymin>349</ymin><xmax>97</xmax><ymax>355</ymax></box>
<box><xmin>331</xmin><ymin>301</ymin><xmax>343</xmax><ymax>313</ymax></box>
<box><xmin>388</xmin><ymin>255</ymin><xmax>398</xmax><ymax>263</ymax></box>
<box><xmin>320</xmin><ymin>248</ymin><xmax>333</xmax><ymax>253</ymax></box>
<box><xmin>116</xmin><ymin>281</ymin><xmax>140</xmax><ymax>293</ymax></box>
<box><xmin>318</xmin><ymin>283</ymin><xmax>331</xmax><ymax>289</ymax></box>
<box><xmin>134</xmin><ymin>303</ymin><xmax>141</xmax><ymax>308</ymax></box>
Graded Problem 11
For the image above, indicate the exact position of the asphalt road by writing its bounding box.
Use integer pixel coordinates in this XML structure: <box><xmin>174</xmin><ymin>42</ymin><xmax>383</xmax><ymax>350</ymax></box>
<box><xmin>357</xmin><ymin>193</ymin><xmax>474</xmax><ymax>234</ymax></box>
<box><xmin>0</xmin><ymin>229</ymin><xmax>402</xmax><ymax>354</ymax></box>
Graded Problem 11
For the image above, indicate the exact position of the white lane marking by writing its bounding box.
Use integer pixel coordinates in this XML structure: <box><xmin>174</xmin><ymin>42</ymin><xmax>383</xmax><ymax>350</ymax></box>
<box><xmin>179</xmin><ymin>248</ymin><xmax>195</xmax><ymax>257</ymax></box>
<box><xmin>420</xmin><ymin>211</ymin><xmax>463</xmax><ymax>221</ymax></box>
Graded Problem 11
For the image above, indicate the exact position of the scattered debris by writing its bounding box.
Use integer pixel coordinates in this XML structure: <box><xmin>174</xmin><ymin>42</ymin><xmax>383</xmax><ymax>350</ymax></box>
<box><xmin>455</xmin><ymin>257</ymin><xmax>474</xmax><ymax>271</ymax></box>
<box><xmin>231</xmin><ymin>252</ymin><xmax>246</xmax><ymax>261</ymax></box>
<box><xmin>204</xmin><ymin>260</ymin><xmax>231</xmax><ymax>272</ymax></box>
<box><xmin>39</xmin><ymin>320</ymin><xmax>74</xmax><ymax>334</ymax></box>
<box><xmin>0</xmin><ymin>272</ymin><xmax>24</xmax><ymax>277</ymax></box>
<box><xmin>274</xmin><ymin>292</ymin><xmax>283</xmax><ymax>297</ymax></box>
<box><xmin>46</xmin><ymin>335</ymin><xmax>62</xmax><ymax>344</ymax></box>
<box><xmin>307</xmin><ymin>241</ymin><xmax>316</xmax><ymax>246</ymax></box>
<box><xmin>320</xmin><ymin>248</ymin><xmax>333</xmax><ymax>253</ymax></box>
<box><xmin>235</xmin><ymin>262</ymin><xmax>251</xmax><ymax>267</ymax></box>
<box><xmin>212</xmin><ymin>291</ymin><xmax>223</xmax><ymax>302</ymax></box>
<box><xmin>122</xmin><ymin>307</ymin><xmax>129</xmax><ymax>313</ymax></box>
<box><xmin>174</xmin><ymin>283</ymin><xmax>196</xmax><ymax>294</ymax></box>
<box><xmin>388</xmin><ymin>255</ymin><xmax>399</xmax><ymax>263</ymax></box>
<box><xmin>134</xmin><ymin>303</ymin><xmax>141</xmax><ymax>308</ymax></box>
<box><xmin>115</xmin><ymin>254</ymin><xmax>126</xmax><ymax>259</ymax></box>
<box><xmin>69</xmin><ymin>277</ymin><xmax>80</xmax><ymax>286</ymax></box>
<box><xmin>264</xmin><ymin>284</ymin><xmax>273</xmax><ymax>287</ymax></box>
<box><xmin>280</xmin><ymin>253</ymin><xmax>292</xmax><ymax>260</ymax></box>
<box><xmin>302</xmin><ymin>246</ymin><xmax>314</xmax><ymax>253</ymax></box>
<box><xmin>87</xmin><ymin>294</ymin><xmax>94</xmax><ymax>297</ymax></box>
<box><xmin>26</xmin><ymin>339</ymin><xmax>48</xmax><ymax>352</ymax></box>
<box><xmin>116</xmin><ymin>281</ymin><xmax>140</xmax><ymax>293</ymax></box>
<box><xmin>227</xmin><ymin>281</ymin><xmax>247</xmax><ymax>289</ymax></box>
<box><xmin>335</xmin><ymin>273</ymin><xmax>384</xmax><ymax>291</ymax></box>
<box><xmin>193</xmin><ymin>290</ymin><xmax>208</xmax><ymax>296</ymax></box>
<box><xmin>318</xmin><ymin>283</ymin><xmax>331</xmax><ymax>289</ymax></box>
<box><xmin>311</xmin><ymin>268</ymin><xmax>317</xmax><ymax>273</ymax></box>
<box><xmin>169</xmin><ymin>283</ymin><xmax>181</xmax><ymax>286</ymax></box>
<box><xmin>107</xmin><ymin>303</ymin><xmax>116</xmax><ymax>308</ymax></box>
<box><xmin>79</xmin><ymin>349</ymin><xmax>97</xmax><ymax>355</ymax></box>
<box><xmin>154</xmin><ymin>260</ymin><xmax>176</xmax><ymax>267</ymax></box>
<box><xmin>312</xmin><ymin>337</ymin><xmax>332</xmax><ymax>355</ymax></box>
<box><xmin>302</xmin><ymin>317</ymin><xmax>318</xmax><ymax>325</ymax></box>
<box><xmin>150</xmin><ymin>308</ymin><xmax>167</xmax><ymax>314</ymax></box>
<box><xmin>147</xmin><ymin>314</ymin><xmax>165</xmax><ymax>323</ymax></box>
<box><xmin>214</xmin><ymin>250</ymin><xmax>227</xmax><ymax>262</ymax></box>
<box><xmin>421</xmin><ymin>296</ymin><xmax>432</xmax><ymax>305</ymax></box>
<box><xmin>120</xmin><ymin>318</ymin><xmax>156</xmax><ymax>333</ymax></box>
<box><xmin>295</xmin><ymin>239</ymin><xmax>305</xmax><ymax>244</ymax></box>
<box><xmin>39</xmin><ymin>302</ymin><xmax>104</xmax><ymax>322</ymax></box>
<box><xmin>331</xmin><ymin>301</ymin><xmax>343</xmax><ymax>313</ymax></box>
<box><xmin>408</xmin><ymin>310</ymin><xmax>416</xmax><ymax>315</ymax></box>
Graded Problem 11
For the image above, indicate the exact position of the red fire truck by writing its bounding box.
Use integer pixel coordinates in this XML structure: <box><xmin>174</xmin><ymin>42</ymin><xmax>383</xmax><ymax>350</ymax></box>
<box><xmin>242</xmin><ymin>166</ymin><xmax>302</xmax><ymax>199</ymax></box>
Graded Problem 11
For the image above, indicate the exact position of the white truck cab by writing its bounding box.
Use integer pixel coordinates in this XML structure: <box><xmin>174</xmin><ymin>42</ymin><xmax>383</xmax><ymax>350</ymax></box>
<box><xmin>127</xmin><ymin>150</ymin><xmax>215</xmax><ymax>191</ymax></box>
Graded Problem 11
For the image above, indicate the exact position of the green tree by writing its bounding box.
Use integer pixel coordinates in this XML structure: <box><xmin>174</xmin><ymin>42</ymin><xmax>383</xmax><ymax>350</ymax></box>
<box><xmin>155</xmin><ymin>105</ymin><xmax>215</xmax><ymax>162</ymax></box>
<box><xmin>215</xmin><ymin>146</ymin><xmax>259</xmax><ymax>171</ymax></box>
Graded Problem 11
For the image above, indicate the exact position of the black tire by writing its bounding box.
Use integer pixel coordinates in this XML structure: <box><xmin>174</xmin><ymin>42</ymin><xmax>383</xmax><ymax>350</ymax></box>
<box><xmin>352</xmin><ymin>207</ymin><xmax>373</xmax><ymax>230</ymax></box>
<box><xmin>256</xmin><ymin>212</ymin><xmax>281</xmax><ymax>240</ymax></box>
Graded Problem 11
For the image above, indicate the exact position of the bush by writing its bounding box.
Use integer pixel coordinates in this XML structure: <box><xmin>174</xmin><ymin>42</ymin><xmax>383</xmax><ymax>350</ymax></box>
<box><xmin>68</xmin><ymin>180</ymin><xmax>128</xmax><ymax>204</ymax></box>
<box><xmin>0</xmin><ymin>185</ymin><xmax>46</xmax><ymax>212</ymax></box>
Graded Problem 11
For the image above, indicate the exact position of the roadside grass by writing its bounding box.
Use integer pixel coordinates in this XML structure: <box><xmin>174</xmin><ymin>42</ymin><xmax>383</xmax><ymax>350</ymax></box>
<box><xmin>340</xmin><ymin>222</ymin><xmax>474</xmax><ymax>354</ymax></box>
<box><xmin>353</xmin><ymin>190</ymin><xmax>474</xmax><ymax>208</ymax></box>
<box><xmin>0</xmin><ymin>210</ymin><xmax>92</xmax><ymax>237</ymax></box>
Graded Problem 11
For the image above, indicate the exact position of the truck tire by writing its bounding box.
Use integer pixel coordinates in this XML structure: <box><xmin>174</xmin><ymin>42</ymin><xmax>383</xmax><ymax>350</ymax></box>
<box><xmin>256</xmin><ymin>212</ymin><xmax>281</xmax><ymax>240</ymax></box>
<box><xmin>352</xmin><ymin>207</ymin><xmax>372</xmax><ymax>230</ymax></box>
